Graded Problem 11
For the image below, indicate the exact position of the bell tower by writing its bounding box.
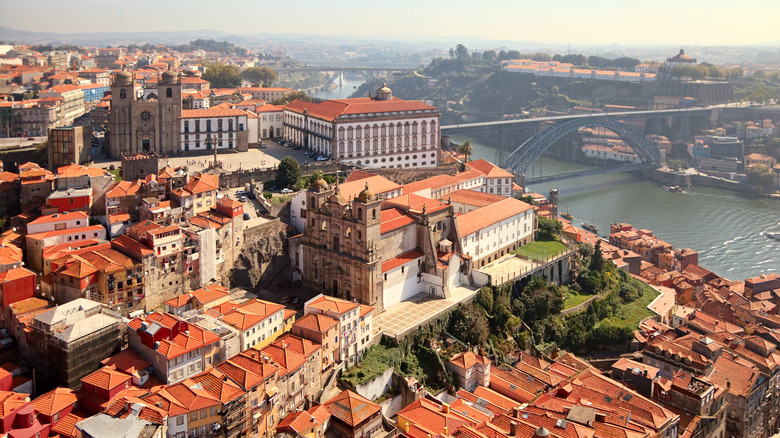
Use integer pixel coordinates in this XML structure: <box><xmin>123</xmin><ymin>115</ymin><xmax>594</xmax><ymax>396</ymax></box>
<box><xmin>108</xmin><ymin>67</ymin><xmax>135</xmax><ymax>158</ymax></box>
<box><xmin>158</xmin><ymin>65</ymin><xmax>182</xmax><ymax>156</ymax></box>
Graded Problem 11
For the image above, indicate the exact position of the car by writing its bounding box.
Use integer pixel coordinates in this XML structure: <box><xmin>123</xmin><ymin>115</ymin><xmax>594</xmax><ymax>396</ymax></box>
<box><xmin>243</xmin><ymin>213</ymin><xmax>251</xmax><ymax>220</ymax></box>
<box><xmin>281</xmin><ymin>188</ymin><xmax>293</xmax><ymax>194</ymax></box>
<box><xmin>235</xmin><ymin>190</ymin><xmax>248</xmax><ymax>196</ymax></box>
<box><xmin>260</xmin><ymin>143</ymin><xmax>267</xmax><ymax>148</ymax></box>
<box><xmin>238</xmin><ymin>196</ymin><xmax>247</xmax><ymax>202</ymax></box>
<box><xmin>27</xmin><ymin>137</ymin><xmax>34</xmax><ymax>141</ymax></box>
<box><xmin>316</xmin><ymin>155</ymin><xmax>328</xmax><ymax>162</ymax></box>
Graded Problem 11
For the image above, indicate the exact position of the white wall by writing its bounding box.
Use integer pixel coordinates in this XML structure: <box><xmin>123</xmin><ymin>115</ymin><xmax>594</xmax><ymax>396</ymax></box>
<box><xmin>382</xmin><ymin>255</ymin><xmax>423</xmax><ymax>309</ymax></box>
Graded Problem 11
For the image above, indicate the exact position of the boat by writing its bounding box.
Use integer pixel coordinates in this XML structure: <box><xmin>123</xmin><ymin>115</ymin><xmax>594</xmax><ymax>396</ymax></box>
<box><xmin>663</xmin><ymin>185</ymin><xmax>682</xmax><ymax>192</ymax></box>
<box><xmin>581</xmin><ymin>222</ymin><xmax>599</xmax><ymax>233</ymax></box>
<box><xmin>561</xmin><ymin>212</ymin><xmax>574</xmax><ymax>220</ymax></box>
<box><xmin>768</xmin><ymin>232</ymin><xmax>780</xmax><ymax>241</ymax></box>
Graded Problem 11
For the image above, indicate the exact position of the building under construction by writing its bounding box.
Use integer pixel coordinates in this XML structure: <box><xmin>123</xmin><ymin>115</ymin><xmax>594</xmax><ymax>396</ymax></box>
<box><xmin>27</xmin><ymin>298</ymin><xmax>126</xmax><ymax>391</ymax></box>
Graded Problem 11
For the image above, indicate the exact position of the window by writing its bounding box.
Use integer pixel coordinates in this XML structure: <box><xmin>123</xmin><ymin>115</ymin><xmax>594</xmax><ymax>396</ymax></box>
<box><xmin>177</xmin><ymin>416</ymin><xmax>184</xmax><ymax>426</ymax></box>
<box><xmin>120</xmin><ymin>89</ymin><xmax>126</xmax><ymax>99</ymax></box>
<box><xmin>166</xmin><ymin>87</ymin><xmax>172</xmax><ymax>98</ymax></box>
<box><xmin>190</xmin><ymin>412</ymin><xmax>197</xmax><ymax>421</ymax></box>
<box><xmin>201</xmin><ymin>409</ymin><xmax>208</xmax><ymax>419</ymax></box>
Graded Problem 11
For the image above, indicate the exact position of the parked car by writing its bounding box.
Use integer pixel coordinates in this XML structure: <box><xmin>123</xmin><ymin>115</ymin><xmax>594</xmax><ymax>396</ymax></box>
<box><xmin>316</xmin><ymin>155</ymin><xmax>328</xmax><ymax>161</ymax></box>
<box><xmin>260</xmin><ymin>142</ymin><xmax>267</xmax><ymax>148</ymax></box>
<box><xmin>243</xmin><ymin>213</ymin><xmax>251</xmax><ymax>220</ymax></box>
<box><xmin>238</xmin><ymin>196</ymin><xmax>247</xmax><ymax>202</ymax></box>
<box><xmin>281</xmin><ymin>188</ymin><xmax>293</xmax><ymax>194</ymax></box>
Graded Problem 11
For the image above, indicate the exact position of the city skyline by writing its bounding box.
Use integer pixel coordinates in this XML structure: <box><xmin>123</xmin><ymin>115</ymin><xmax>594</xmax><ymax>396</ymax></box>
<box><xmin>1</xmin><ymin>0</ymin><xmax>779</xmax><ymax>46</ymax></box>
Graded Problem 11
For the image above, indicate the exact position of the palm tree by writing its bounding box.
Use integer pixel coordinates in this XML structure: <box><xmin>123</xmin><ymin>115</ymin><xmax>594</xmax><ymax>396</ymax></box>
<box><xmin>457</xmin><ymin>140</ymin><xmax>473</xmax><ymax>162</ymax></box>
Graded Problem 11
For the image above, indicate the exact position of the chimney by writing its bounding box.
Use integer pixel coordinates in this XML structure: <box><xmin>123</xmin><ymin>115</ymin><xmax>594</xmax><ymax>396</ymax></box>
<box><xmin>443</xmin><ymin>426</ymin><xmax>448</xmax><ymax>436</ymax></box>
<box><xmin>512</xmin><ymin>407</ymin><xmax>521</xmax><ymax>419</ymax></box>
<box><xmin>510</xmin><ymin>422</ymin><xmax>518</xmax><ymax>437</ymax></box>
<box><xmin>441</xmin><ymin>403</ymin><xmax>449</xmax><ymax>414</ymax></box>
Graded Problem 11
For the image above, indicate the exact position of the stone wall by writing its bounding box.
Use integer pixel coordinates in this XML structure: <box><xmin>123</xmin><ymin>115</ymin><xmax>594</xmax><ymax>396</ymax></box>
<box><xmin>216</xmin><ymin>161</ymin><xmax>352</xmax><ymax>189</ymax></box>
<box><xmin>121</xmin><ymin>152</ymin><xmax>161</xmax><ymax>181</ymax></box>
<box><xmin>226</xmin><ymin>216</ymin><xmax>289</xmax><ymax>288</ymax></box>
<box><xmin>356</xmin><ymin>166</ymin><xmax>458</xmax><ymax>185</ymax></box>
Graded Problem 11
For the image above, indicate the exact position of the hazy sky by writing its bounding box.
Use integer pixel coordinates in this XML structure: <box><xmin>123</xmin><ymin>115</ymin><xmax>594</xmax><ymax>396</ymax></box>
<box><xmin>1</xmin><ymin>0</ymin><xmax>778</xmax><ymax>46</ymax></box>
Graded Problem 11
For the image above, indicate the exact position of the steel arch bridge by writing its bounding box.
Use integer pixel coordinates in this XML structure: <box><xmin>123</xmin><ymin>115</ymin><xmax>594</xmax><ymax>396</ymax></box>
<box><xmin>500</xmin><ymin>116</ymin><xmax>661</xmax><ymax>176</ymax></box>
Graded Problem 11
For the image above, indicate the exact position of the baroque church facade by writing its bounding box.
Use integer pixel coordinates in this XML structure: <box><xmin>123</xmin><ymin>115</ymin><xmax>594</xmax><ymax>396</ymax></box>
<box><xmin>108</xmin><ymin>67</ymin><xmax>182</xmax><ymax>158</ymax></box>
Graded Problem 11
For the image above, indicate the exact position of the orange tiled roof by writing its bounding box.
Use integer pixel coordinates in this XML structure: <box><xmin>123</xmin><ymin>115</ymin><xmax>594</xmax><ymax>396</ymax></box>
<box><xmin>324</xmin><ymin>389</ymin><xmax>381</xmax><ymax>427</ymax></box>
<box><xmin>465</xmin><ymin>159</ymin><xmax>514</xmax><ymax>179</ymax></box>
<box><xmin>456</xmin><ymin>197</ymin><xmax>533</xmax><ymax>236</ymax></box>
<box><xmin>31</xmin><ymin>387</ymin><xmax>78</xmax><ymax>416</ymax></box>
<box><xmin>307</xmin><ymin>294</ymin><xmax>358</xmax><ymax>314</ymax></box>
<box><xmin>81</xmin><ymin>366</ymin><xmax>131</xmax><ymax>391</ymax></box>
<box><xmin>293</xmin><ymin>313</ymin><xmax>338</xmax><ymax>333</ymax></box>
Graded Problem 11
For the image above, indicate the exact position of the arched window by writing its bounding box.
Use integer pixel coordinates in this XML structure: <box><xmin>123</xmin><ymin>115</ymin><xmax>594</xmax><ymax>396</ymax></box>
<box><xmin>120</xmin><ymin>89</ymin><xmax>126</xmax><ymax>99</ymax></box>
<box><xmin>412</xmin><ymin>122</ymin><xmax>418</xmax><ymax>135</ymax></box>
<box><xmin>358</xmin><ymin>208</ymin><xmax>362</xmax><ymax>220</ymax></box>
<box><xmin>373</xmin><ymin>125</ymin><xmax>379</xmax><ymax>137</ymax></box>
<box><xmin>372</xmin><ymin>209</ymin><xmax>376</xmax><ymax>220</ymax></box>
<box><xmin>364</xmin><ymin>125</ymin><xmax>370</xmax><ymax>138</ymax></box>
<box><xmin>431</xmin><ymin>134</ymin><xmax>437</xmax><ymax>146</ymax></box>
<box><xmin>373</xmin><ymin>139</ymin><xmax>378</xmax><ymax>150</ymax></box>
<box><xmin>422</xmin><ymin>135</ymin><xmax>427</xmax><ymax>146</ymax></box>
<box><xmin>421</xmin><ymin>121</ymin><xmax>427</xmax><ymax>134</ymax></box>
<box><xmin>356</xmin><ymin>126</ymin><xmax>362</xmax><ymax>138</ymax></box>
<box><xmin>166</xmin><ymin>88</ymin><xmax>172</xmax><ymax>98</ymax></box>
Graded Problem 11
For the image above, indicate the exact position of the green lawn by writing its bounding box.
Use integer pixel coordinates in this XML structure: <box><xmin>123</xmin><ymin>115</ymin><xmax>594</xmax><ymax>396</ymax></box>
<box><xmin>563</xmin><ymin>288</ymin><xmax>596</xmax><ymax>310</ymax></box>
<box><xmin>340</xmin><ymin>342</ymin><xmax>400</xmax><ymax>387</ymax></box>
<box><xmin>108</xmin><ymin>168</ymin><xmax>121</xmax><ymax>182</ymax></box>
<box><xmin>595</xmin><ymin>281</ymin><xmax>659</xmax><ymax>329</ymax></box>
<box><xmin>512</xmin><ymin>239</ymin><xmax>567</xmax><ymax>261</ymax></box>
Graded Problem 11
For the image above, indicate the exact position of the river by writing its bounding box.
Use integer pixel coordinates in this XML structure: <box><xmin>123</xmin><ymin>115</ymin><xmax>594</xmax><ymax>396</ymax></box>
<box><xmin>311</xmin><ymin>78</ymin><xmax>366</xmax><ymax>100</ymax></box>
<box><xmin>449</xmin><ymin>134</ymin><xmax>780</xmax><ymax>282</ymax></box>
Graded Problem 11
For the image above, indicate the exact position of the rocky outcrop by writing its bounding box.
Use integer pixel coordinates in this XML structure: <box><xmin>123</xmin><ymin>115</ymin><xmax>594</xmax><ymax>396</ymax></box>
<box><xmin>227</xmin><ymin>219</ymin><xmax>289</xmax><ymax>288</ymax></box>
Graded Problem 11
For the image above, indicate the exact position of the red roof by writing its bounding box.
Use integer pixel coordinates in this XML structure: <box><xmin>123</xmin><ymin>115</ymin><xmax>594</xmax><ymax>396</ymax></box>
<box><xmin>446</xmin><ymin>190</ymin><xmax>507</xmax><ymax>208</ymax></box>
<box><xmin>293</xmin><ymin>313</ymin><xmax>338</xmax><ymax>333</ymax></box>
<box><xmin>101</xmin><ymin>349</ymin><xmax>151</xmax><ymax>376</ymax></box>
<box><xmin>380</xmin><ymin>207</ymin><xmax>416</xmax><ymax>233</ymax></box>
<box><xmin>456</xmin><ymin>197</ymin><xmax>533</xmax><ymax>236</ymax></box>
<box><xmin>28</xmin><ymin>211</ymin><xmax>89</xmax><ymax>225</ymax></box>
<box><xmin>285</xmin><ymin>96</ymin><xmax>436</xmax><ymax>122</ymax></box>
<box><xmin>81</xmin><ymin>366</ymin><xmax>131</xmax><ymax>391</ymax></box>
<box><xmin>465</xmin><ymin>159</ymin><xmax>514</xmax><ymax>179</ymax></box>
<box><xmin>324</xmin><ymin>389</ymin><xmax>381</xmax><ymax>427</ymax></box>
<box><xmin>307</xmin><ymin>294</ymin><xmax>359</xmax><ymax>315</ymax></box>
<box><xmin>382</xmin><ymin>249</ymin><xmax>424</xmax><ymax>273</ymax></box>
<box><xmin>0</xmin><ymin>267</ymin><xmax>35</xmax><ymax>282</ymax></box>
<box><xmin>180</xmin><ymin>108</ymin><xmax>247</xmax><ymax>118</ymax></box>
<box><xmin>31</xmin><ymin>387</ymin><xmax>78</xmax><ymax>416</ymax></box>
<box><xmin>128</xmin><ymin>313</ymin><xmax>220</xmax><ymax>360</ymax></box>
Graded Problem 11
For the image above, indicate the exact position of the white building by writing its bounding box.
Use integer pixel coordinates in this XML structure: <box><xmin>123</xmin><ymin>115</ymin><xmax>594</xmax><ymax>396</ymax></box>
<box><xmin>26</xmin><ymin>211</ymin><xmax>91</xmax><ymax>235</ymax></box>
<box><xmin>456</xmin><ymin>196</ymin><xmax>535</xmax><ymax>268</ymax></box>
<box><xmin>179</xmin><ymin>108</ymin><xmax>249</xmax><ymax>152</ymax></box>
<box><xmin>257</xmin><ymin>104</ymin><xmax>284</xmax><ymax>139</ymax></box>
<box><xmin>283</xmin><ymin>84</ymin><xmax>441</xmax><ymax>168</ymax></box>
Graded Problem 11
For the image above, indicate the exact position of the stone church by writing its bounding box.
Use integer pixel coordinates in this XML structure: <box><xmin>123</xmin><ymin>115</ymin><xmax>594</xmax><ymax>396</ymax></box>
<box><xmin>108</xmin><ymin>67</ymin><xmax>182</xmax><ymax>158</ymax></box>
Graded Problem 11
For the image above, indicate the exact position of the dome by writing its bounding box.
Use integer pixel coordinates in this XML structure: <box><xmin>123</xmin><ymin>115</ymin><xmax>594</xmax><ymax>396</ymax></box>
<box><xmin>671</xmin><ymin>49</ymin><xmax>693</xmax><ymax>62</ymax></box>
<box><xmin>375</xmin><ymin>83</ymin><xmax>392</xmax><ymax>101</ymax></box>
<box><xmin>328</xmin><ymin>192</ymin><xmax>346</xmax><ymax>206</ymax></box>
<box><xmin>356</xmin><ymin>182</ymin><xmax>374</xmax><ymax>203</ymax></box>
<box><xmin>115</xmin><ymin>67</ymin><xmax>133</xmax><ymax>85</ymax></box>
<box><xmin>161</xmin><ymin>66</ymin><xmax>178</xmax><ymax>84</ymax></box>
<box><xmin>311</xmin><ymin>178</ymin><xmax>329</xmax><ymax>192</ymax></box>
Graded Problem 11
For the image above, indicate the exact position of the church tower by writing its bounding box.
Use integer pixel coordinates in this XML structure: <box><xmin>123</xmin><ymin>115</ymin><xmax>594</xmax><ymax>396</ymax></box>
<box><xmin>108</xmin><ymin>67</ymin><xmax>136</xmax><ymax>158</ymax></box>
<box><xmin>351</xmin><ymin>182</ymin><xmax>384</xmax><ymax>308</ymax></box>
<box><xmin>157</xmin><ymin>66</ymin><xmax>182</xmax><ymax>156</ymax></box>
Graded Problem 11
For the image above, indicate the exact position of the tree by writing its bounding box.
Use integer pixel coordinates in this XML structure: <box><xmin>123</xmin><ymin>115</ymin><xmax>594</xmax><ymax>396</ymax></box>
<box><xmin>482</xmin><ymin>50</ymin><xmax>497</xmax><ymax>61</ymax></box>
<box><xmin>455</xmin><ymin>44</ymin><xmax>470</xmax><ymax>60</ymax></box>
<box><xmin>590</xmin><ymin>241</ymin><xmax>605</xmax><ymax>272</ymax></box>
<box><xmin>240</xmin><ymin>66</ymin><xmax>277</xmax><ymax>86</ymax></box>
<box><xmin>202</xmin><ymin>63</ymin><xmax>241</xmax><ymax>88</ymax></box>
<box><xmin>538</xmin><ymin>216</ymin><xmax>563</xmax><ymax>237</ymax></box>
<box><xmin>276</xmin><ymin>156</ymin><xmax>301</xmax><ymax>189</ymax></box>
<box><xmin>456</xmin><ymin>140</ymin><xmax>473</xmax><ymax>162</ymax></box>
<box><xmin>271</xmin><ymin>90</ymin><xmax>312</xmax><ymax>106</ymax></box>
<box><xmin>747</xmin><ymin>164</ymin><xmax>776</xmax><ymax>190</ymax></box>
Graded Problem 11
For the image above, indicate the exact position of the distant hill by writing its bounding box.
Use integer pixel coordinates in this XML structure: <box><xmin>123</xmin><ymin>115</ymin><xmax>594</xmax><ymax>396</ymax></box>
<box><xmin>0</xmin><ymin>26</ymin><xmax>230</xmax><ymax>46</ymax></box>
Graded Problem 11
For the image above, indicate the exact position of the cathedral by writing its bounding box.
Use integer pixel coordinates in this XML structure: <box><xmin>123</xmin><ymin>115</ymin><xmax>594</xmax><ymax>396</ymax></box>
<box><xmin>108</xmin><ymin>67</ymin><xmax>182</xmax><ymax>158</ymax></box>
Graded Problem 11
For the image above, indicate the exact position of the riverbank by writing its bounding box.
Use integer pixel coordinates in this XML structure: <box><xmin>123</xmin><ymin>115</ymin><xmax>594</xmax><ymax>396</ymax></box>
<box><xmin>641</xmin><ymin>169</ymin><xmax>775</xmax><ymax>196</ymax></box>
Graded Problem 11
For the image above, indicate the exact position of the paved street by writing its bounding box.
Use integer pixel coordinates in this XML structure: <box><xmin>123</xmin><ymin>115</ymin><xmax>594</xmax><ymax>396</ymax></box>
<box><xmin>375</xmin><ymin>285</ymin><xmax>479</xmax><ymax>339</ymax></box>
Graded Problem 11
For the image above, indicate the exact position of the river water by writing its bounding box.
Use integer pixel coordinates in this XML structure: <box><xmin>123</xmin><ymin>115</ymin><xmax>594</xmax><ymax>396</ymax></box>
<box><xmin>449</xmin><ymin>134</ymin><xmax>780</xmax><ymax>282</ymax></box>
<box><xmin>311</xmin><ymin>78</ymin><xmax>366</xmax><ymax>100</ymax></box>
